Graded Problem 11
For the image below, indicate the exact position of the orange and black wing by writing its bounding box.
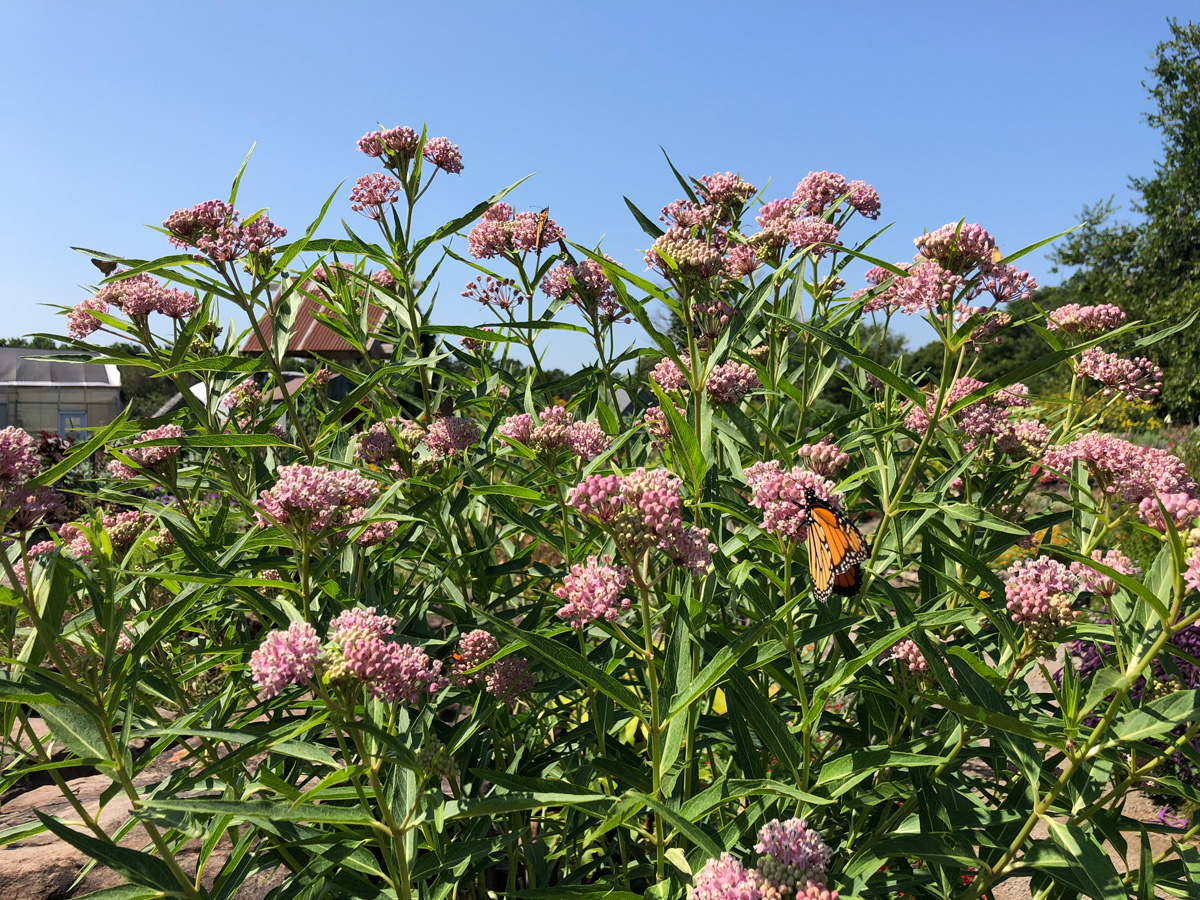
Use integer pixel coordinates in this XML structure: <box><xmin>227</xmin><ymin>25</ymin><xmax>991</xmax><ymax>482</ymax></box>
<box><xmin>804</xmin><ymin>496</ymin><xmax>869</xmax><ymax>603</ymax></box>
<box><xmin>534</xmin><ymin>207</ymin><xmax>550</xmax><ymax>252</ymax></box>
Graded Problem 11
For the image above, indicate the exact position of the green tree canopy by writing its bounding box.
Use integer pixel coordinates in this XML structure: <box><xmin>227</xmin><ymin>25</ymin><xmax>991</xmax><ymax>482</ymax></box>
<box><xmin>1051</xmin><ymin>18</ymin><xmax>1200</xmax><ymax>415</ymax></box>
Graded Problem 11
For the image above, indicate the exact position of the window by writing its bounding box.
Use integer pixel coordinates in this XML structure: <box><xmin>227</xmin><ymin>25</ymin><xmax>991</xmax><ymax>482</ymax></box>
<box><xmin>58</xmin><ymin>410</ymin><xmax>87</xmax><ymax>441</ymax></box>
<box><xmin>0</xmin><ymin>403</ymin><xmax>8</xmax><ymax>428</ymax></box>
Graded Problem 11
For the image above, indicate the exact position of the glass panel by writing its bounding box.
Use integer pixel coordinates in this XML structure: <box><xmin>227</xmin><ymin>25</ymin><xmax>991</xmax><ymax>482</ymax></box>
<box><xmin>0</xmin><ymin>403</ymin><xmax>8</xmax><ymax>428</ymax></box>
<box><xmin>58</xmin><ymin>410</ymin><xmax>87</xmax><ymax>441</ymax></box>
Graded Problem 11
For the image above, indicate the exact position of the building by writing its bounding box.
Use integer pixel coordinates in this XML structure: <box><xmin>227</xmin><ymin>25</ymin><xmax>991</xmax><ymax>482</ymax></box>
<box><xmin>0</xmin><ymin>349</ymin><xmax>122</xmax><ymax>439</ymax></box>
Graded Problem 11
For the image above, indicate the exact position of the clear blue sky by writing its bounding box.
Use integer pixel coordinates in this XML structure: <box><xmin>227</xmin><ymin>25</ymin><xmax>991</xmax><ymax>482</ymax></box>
<box><xmin>0</xmin><ymin>2</ymin><xmax>1192</xmax><ymax>369</ymax></box>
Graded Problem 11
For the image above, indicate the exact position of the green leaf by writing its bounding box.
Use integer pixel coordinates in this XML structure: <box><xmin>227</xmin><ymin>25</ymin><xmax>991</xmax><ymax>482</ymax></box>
<box><xmin>445</xmin><ymin>791</ymin><xmax>607</xmax><ymax>820</ymax></box>
<box><xmin>789</xmin><ymin>320</ymin><xmax>924</xmax><ymax>405</ymax></box>
<box><xmin>624</xmin><ymin>196</ymin><xmax>665</xmax><ymax>239</ymax></box>
<box><xmin>664</xmin><ymin>620</ymin><xmax>769</xmax><ymax>722</ymax></box>
<box><xmin>479</xmin><ymin>611</ymin><xmax>643</xmax><ymax>714</ymax></box>
<box><xmin>632</xmin><ymin>791</ymin><xmax>722</xmax><ymax>859</ymax></box>
<box><xmin>34</xmin><ymin>704</ymin><xmax>109</xmax><ymax>762</ymax></box>
<box><xmin>1112</xmin><ymin>690</ymin><xmax>1200</xmax><ymax>743</ymax></box>
<box><xmin>1029</xmin><ymin>820</ymin><xmax>1126</xmax><ymax>900</ymax></box>
<box><xmin>413</xmin><ymin>173</ymin><xmax>535</xmax><ymax>257</ymax></box>
<box><xmin>146</xmin><ymin>798</ymin><xmax>378</xmax><ymax>827</ymax></box>
<box><xmin>35</xmin><ymin>812</ymin><xmax>179</xmax><ymax>892</ymax></box>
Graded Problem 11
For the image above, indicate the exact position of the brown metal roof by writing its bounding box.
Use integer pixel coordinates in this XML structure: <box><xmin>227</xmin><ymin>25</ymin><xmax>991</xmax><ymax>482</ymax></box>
<box><xmin>240</xmin><ymin>285</ymin><xmax>389</xmax><ymax>356</ymax></box>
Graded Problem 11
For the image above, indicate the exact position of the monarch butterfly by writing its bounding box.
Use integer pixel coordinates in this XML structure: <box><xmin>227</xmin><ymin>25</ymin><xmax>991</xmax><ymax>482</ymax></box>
<box><xmin>805</xmin><ymin>492</ymin><xmax>869</xmax><ymax>603</ymax></box>
<box><xmin>533</xmin><ymin>207</ymin><xmax>550</xmax><ymax>254</ymax></box>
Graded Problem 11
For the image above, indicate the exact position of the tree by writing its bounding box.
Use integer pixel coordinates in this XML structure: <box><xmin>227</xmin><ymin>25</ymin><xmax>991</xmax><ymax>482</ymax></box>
<box><xmin>1051</xmin><ymin>18</ymin><xmax>1200</xmax><ymax>415</ymax></box>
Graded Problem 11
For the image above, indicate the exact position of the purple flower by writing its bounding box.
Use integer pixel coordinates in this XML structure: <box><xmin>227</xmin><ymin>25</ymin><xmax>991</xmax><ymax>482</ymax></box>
<box><xmin>250</xmin><ymin>622</ymin><xmax>321</xmax><ymax>698</ymax></box>
<box><xmin>793</xmin><ymin>171</ymin><xmax>852</xmax><ymax>216</ymax></box>
<box><xmin>497</xmin><ymin>412</ymin><xmax>533</xmax><ymax>445</ymax></box>
<box><xmin>11</xmin><ymin>540</ymin><xmax>56</xmax><ymax>587</ymax></box>
<box><xmin>641</xmin><ymin>405</ymin><xmax>682</xmax><ymax>450</ymax></box>
<box><xmin>350</xmin><ymin>173</ymin><xmax>402</xmax><ymax>219</ymax></box>
<box><xmin>753</xmin><ymin>199</ymin><xmax>799</xmax><ymax>250</ymax></box>
<box><xmin>158</xmin><ymin>289</ymin><xmax>200</xmax><ymax>319</ymax></box>
<box><xmin>541</xmin><ymin>256</ymin><xmax>626</xmax><ymax>322</ymax></box>
<box><xmin>107</xmin><ymin>424</ymin><xmax>186</xmax><ymax>480</ymax></box>
<box><xmin>554</xmin><ymin>556</ymin><xmax>633</xmax><ymax>628</ymax></box>
<box><xmin>339</xmin><ymin>634</ymin><xmax>448</xmax><ymax>704</ymax></box>
<box><xmin>422</xmin><ymin>136</ymin><xmax>464</xmax><ymax>174</ymax></box>
<box><xmin>223</xmin><ymin>379</ymin><xmax>261</xmax><ymax>412</ymax></box>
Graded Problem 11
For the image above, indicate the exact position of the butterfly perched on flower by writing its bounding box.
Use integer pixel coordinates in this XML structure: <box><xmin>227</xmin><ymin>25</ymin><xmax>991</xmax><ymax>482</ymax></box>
<box><xmin>805</xmin><ymin>492</ymin><xmax>868</xmax><ymax>603</ymax></box>
<box><xmin>533</xmin><ymin>207</ymin><xmax>550</xmax><ymax>253</ymax></box>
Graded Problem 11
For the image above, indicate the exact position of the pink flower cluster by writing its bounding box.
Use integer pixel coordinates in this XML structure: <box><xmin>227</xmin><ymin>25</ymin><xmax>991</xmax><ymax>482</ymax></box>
<box><xmin>856</xmin><ymin>223</ymin><xmax>1035</xmax><ymax>317</ymax></box>
<box><xmin>1185</xmin><ymin>546</ymin><xmax>1200</xmax><ymax>595</ymax></box>
<box><xmin>1004</xmin><ymin>557</ymin><xmax>1080</xmax><ymax>640</ymax></box>
<box><xmin>1048</xmin><ymin>303</ymin><xmax>1126</xmax><ymax>335</ymax></box>
<box><xmin>498</xmin><ymin>406</ymin><xmax>610</xmax><ymax>459</ymax></box>
<box><xmin>723</xmin><ymin>244</ymin><xmax>761</xmax><ymax>279</ymax></box>
<box><xmin>355</xmin><ymin>417</ymin><xmax>424</xmax><ymax>468</ymax></box>
<box><xmin>329</xmin><ymin>608</ymin><xmax>447</xmax><ymax>703</ymax></box>
<box><xmin>887</xmin><ymin>638</ymin><xmax>928</xmax><ymax>674</ymax></box>
<box><xmin>422</xmin><ymin>136</ymin><xmax>464</xmax><ymax>174</ymax></box>
<box><xmin>797</xmin><ymin>439</ymin><xmax>849</xmax><ymax>478</ymax></box>
<box><xmin>12</xmin><ymin>540</ymin><xmax>56</xmax><ymax>587</ymax></box>
<box><xmin>70</xmin><ymin>274</ymin><xmax>199</xmax><ymax>337</ymax></box>
<box><xmin>423</xmin><ymin>416</ymin><xmax>480</xmax><ymax>458</ymax></box>
<box><xmin>994</xmin><ymin>418</ymin><xmax>1050</xmax><ymax>461</ymax></box>
<box><xmin>793</xmin><ymin>171</ymin><xmax>880</xmax><ymax>219</ymax></box>
<box><xmin>1043</xmin><ymin>432</ymin><xmax>1196</xmax><ymax>528</ymax></box>
<box><xmin>164</xmin><ymin>199</ymin><xmax>286</xmax><ymax>262</ymax></box>
<box><xmin>690</xmin><ymin>818</ymin><xmax>837</xmax><ymax>900</ymax></box>
<box><xmin>756</xmin><ymin>818</ymin><xmax>832</xmax><ymax>880</ymax></box>
<box><xmin>697</xmin><ymin>172</ymin><xmax>756</xmax><ymax>209</ymax></box>
<box><xmin>107</xmin><ymin>424</ymin><xmax>186</xmax><ymax>481</ymax></box>
<box><xmin>1073</xmin><ymin>347</ymin><xmax>1163</xmax><ymax>402</ymax></box>
<box><xmin>641</xmin><ymin>404</ymin><xmax>683</xmax><ymax>450</ymax></box>
<box><xmin>554</xmin><ymin>556</ymin><xmax>633</xmax><ymax>628</ymax></box>
<box><xmin>651</xmin><ymin>355</ymin><xmax>691</xmax><ymax>392</ymax></box>
<box><xmin>787</xmin><ymin>217</ymin><xmax>841</xmax><ymax>258</ymax></box>
<box><xmin>646</xmin><ymin>227</ymin><xmax>725</xmax><ymax>278</ymax></box>
<box><xmin>222</xmin><ymin>380</ymin><xmax>261</xmax><ymax>418</ymax></box>
<box><xmin>253</xmin><ymin>464</ymin><xmax>378</xmax><ymax>532</ymax></box>
<box><xmin>1070</xmin><ymin>548</ymin><xmax>1139</xmax><ymax>599</ymax></box>
<box><xmin>358</xmin><ymin>125</ymin><xmax>420</xmax><ymax>160</ymax></box>
<box><xmin>1138</xmin><ymin>492</ymin><xmax>1200</xmax><ymax>532</ymax></box>
<box><xmin>743</xmin><ymin>461</ymin><xmax>842</xmax><ymax>542</ymax></box>
<box><xmin>451</xmin><ymin>629</ymin><xmax>498</xmax><ymax>685</ymax></box>
<box><xmin>568</xmin><ymin>468</ymin><xmax>715</xmax><ymax>574</ymax></box>
<box><xmin>462</xmin><ymin>273</ymin><xmax>526</xmax><ymax>311</ymax></box>
<box><xmin>250</xmin><ymin>622</ymin><xmax>321</xmax><ymax>698</ymax></box>
<box><xmin>541</xmin><ymin>257</ymin><xmax>628</xmax><ymax>323</ymax></box>
<box><xmin>466</xmin><ymin>203</ymin><xmax>562</xmax><ymax>259</ymax></box>
<box><xmin>707</xmin><ymin>361</ymin><xmax>761</xmax><ymax>404</ymax></box>
<box><xmin>349</xmin><ymin>173</ymin><xmax>401</xmax><ymax>219</ymax></box>
<box><xmin>0</xmin><ymin>427</ymin><xmax>41</xmax><ymax>486</ymax></box>
<box><xmin>904</xmin><ymin>377</ymin><xmax>1030</xmax><ymax>443</ymax></box>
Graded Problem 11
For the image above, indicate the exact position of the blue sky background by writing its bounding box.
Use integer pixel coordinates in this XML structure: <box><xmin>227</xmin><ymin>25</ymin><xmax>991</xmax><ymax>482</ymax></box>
<box><xmin>0</xmin><ymin>2</ymin><xmax>1193</xmax><ymax>369</ymax></box>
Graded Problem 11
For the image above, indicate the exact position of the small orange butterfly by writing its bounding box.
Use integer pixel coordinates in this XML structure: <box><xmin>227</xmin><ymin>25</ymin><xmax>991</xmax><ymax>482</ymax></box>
<box><xmin>533</xmin><ymin>207</ymin><xmax>550</xmax><ymax>253</ymax></box>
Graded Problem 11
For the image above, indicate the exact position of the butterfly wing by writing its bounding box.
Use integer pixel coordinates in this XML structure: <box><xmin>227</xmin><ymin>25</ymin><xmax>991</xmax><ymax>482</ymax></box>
<box><xmin>534</xmin><ymin>207</ymin><xmax>551</xmax><ymax>252</ymax></box>
<box><xmin>91</xmin><ymin>258</ymin><xmax>118</xmax><ymax>276</ymax></box>
<box><xmin>805</xmin><ymin>498</ymin><xmax>869</xmax><ymax>602</ymax></box>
